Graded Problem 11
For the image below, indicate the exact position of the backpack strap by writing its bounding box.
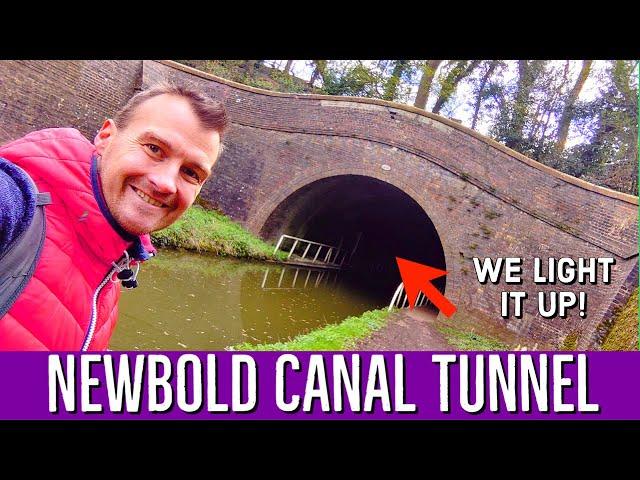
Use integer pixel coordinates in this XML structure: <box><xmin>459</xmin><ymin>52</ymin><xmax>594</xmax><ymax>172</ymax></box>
<box><xmin>0</xmin><ymin>168</ymin><xmax>50</xmax><ymax>318</ymax></box>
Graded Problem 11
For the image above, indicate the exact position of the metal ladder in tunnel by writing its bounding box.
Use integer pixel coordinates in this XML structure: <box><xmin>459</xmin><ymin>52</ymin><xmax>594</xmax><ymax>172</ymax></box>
<box><xmin>388</xmin><ymin>282</ymin><xmax>430</xmax><ymax>311</ymax></box>
<box><xmin>273</xmin><ymin>234</ymin><xmax>349</xmax><ymax>268</ymax></box>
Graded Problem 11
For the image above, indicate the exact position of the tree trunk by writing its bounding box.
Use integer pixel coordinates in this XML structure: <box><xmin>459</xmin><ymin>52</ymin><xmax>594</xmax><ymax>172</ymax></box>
<box><xmin>284</xmin><ymin>60</ymin><xmax>294</xmax><ymax>74</ymax></box>
<box><xmin>553</xmin><ymin>60</ymin><xmax>593</xmax><ymax>154</ymax></box>
<box><xmin>382</xmin><ymin>60</ymin><xmax>409</xmax><ymax>101</ymax></box>
<box><xmin>612</xmin><ymin>60</ymin><xmax>638</xmax><ymax>106</ymax></box>
<box><xmin>413</xmin><ymin>60</ymin><xmax>442</xmax><ymax>109</ymax></box>
<box><xmin>471</xmin><ymin>61</ymin><xmax>499</xmax><ymax>129</ymax></box>
<box><xmin>432</xmin><ymin>60</ymin><xmax>481</xmax><ymax>115</ymax></box>
<box><xmin>309</xmin><ymin>60</ymin><xmax>327</xmax><ymax>87</ymax></box>
<box><xmin>245</xmin><ymin>60</ymin><xmax>257</xmax><ymax>78</ymax></box>
<box><xmin>506</xmin><ymin>60</ymin><xmax>544</xmax><ymax>150</ymax></box>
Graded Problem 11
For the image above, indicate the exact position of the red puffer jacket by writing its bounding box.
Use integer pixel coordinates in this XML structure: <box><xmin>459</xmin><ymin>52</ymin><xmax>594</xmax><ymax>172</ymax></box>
<box><xmin>0</xmin><ymin>128</ymin><xmax>154</xmax><ymax>351</ymax></box>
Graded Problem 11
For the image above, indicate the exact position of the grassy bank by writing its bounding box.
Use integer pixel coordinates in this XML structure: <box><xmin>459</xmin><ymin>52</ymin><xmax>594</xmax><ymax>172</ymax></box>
<box><xmin>234</xmin><ymin>308</ymin><xmax>391</xmax><ymax>351</ymax></box>
<box><xmin>151</xmin><ymin>205</ymin><xmax>287</xmax><ymax>261</ymax></box>
<box><xmin>602</xmin><ymin>288</ymin><xmax>639</xmax><ymax>351</ymax></box>
<box><xmin>436</xmin><ymin>326</ymin><xmax>509</xmax><ymax>350</ymax></box>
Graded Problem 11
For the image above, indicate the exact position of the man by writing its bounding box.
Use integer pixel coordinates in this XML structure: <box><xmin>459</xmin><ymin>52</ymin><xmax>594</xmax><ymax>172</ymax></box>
<box><xmin>0</xmin><ymin>83</ymin><xmax>228</xmax><ymax>351</ymax></box>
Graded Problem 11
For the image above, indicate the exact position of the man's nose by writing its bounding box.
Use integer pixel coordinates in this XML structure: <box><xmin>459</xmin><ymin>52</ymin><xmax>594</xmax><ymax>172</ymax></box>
<box><xmin>148</xmin><ymin>163</ymin><xmax>178</xmax><ymax>195</ymax></box>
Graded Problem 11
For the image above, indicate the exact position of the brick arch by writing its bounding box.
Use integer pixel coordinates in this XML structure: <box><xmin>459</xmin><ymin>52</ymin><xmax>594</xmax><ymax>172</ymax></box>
<box><xmin>137</xmin><ymin>59</ymin><xmax>636</xmax><ymax>348</ymax></box>
<box><xmin>254</xmin><ymin>170</ymin><xmax>453</xmax><ymax>300</ymax></box>
<box><xmin>252</xmin><ymin>167</ymin><xmax>454</xmax><ymax>247</ymax></box>
<box><xmin>256</xmin><ymin>169</ymin><xmax>454</xmax><ymax>287</ymax></box>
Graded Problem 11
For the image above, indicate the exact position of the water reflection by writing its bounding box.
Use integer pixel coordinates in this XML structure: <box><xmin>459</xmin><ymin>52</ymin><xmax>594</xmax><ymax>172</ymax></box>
<box><xmin>111</xmin><ymin>250</ymin><xmax>383</xmax><ymax>350</ymax></box>
<box><xmin>260</xmin><ymin>266</ymin><xmax>339</xmax><ymax>290</ymax></box>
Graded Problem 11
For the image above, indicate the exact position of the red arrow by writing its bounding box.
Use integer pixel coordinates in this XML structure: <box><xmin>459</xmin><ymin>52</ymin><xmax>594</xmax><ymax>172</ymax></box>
<box><xmin>395</xmin><ymin>257</ymin><xmax>457</xmax><ymax>317</ymax></box>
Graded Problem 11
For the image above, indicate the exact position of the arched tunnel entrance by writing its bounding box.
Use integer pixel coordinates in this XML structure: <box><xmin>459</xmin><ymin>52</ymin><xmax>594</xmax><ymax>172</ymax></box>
<box><xmin>260</xmin><ymin>175</ymin><xmax>447</xmax><ymax>307</ymax></box>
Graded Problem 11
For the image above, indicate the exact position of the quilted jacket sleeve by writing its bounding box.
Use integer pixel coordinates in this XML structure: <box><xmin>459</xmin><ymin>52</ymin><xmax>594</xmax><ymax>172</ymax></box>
<box><xmin>0</xmin><ymin>157</ymin><xmax>36</xmax><ymax>257</ymax></box>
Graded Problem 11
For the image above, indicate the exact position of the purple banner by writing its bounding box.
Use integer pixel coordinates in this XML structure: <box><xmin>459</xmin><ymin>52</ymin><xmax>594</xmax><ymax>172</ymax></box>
<box><xmin>1</xmin><ymin>352</ymin><xmax>639</xmax><ymax>420</ymax></box>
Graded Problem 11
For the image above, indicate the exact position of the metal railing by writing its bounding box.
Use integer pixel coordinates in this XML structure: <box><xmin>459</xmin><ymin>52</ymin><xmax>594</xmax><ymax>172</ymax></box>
<box><xmin>273</xmin><ymin>234</ymin><xmax>348</xmax><ymax>268</ymax></box>
<box><xmin>388</xmin><ymin>282</ymin><xmax>430</xmax><ymax>311</ymax></box>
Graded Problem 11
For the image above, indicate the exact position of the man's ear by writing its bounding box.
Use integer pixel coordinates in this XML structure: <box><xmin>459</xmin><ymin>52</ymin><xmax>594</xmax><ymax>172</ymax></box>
<box><xmin>94</xmin><ymin>119</ymin><xmax>117</xmax><ymax>155</ymax></box>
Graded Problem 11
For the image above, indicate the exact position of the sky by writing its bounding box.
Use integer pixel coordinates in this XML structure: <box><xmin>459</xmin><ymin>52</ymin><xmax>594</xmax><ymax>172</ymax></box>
<box><xmin>265</xmin><ymin>60</ymin><xmax>620</xmax><ymax>149</ymax></box>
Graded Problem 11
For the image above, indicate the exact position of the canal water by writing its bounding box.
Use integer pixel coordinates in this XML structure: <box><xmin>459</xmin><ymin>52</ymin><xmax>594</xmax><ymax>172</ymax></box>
<box><xmin>110</xmin><ymin>249</ymin><xmax>386</xmax><ymax>350</ymax></box>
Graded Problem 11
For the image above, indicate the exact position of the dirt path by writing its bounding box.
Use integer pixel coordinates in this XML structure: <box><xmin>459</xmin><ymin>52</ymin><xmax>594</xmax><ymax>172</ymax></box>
<box><xmin>353</xmin><ymin>306</ymin><xmax>544</xmax><ymax>351</ymax></box>
<box><xmin>354</xmin><ymin>308</ymin><xmax>455</xmax><ymax>351</ymax></box>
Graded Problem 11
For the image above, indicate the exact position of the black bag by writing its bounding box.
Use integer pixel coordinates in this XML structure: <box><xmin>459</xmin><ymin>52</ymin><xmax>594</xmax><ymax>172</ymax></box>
<box><xmin>0</xmin><ymin>163</ymin><xmax>51</xmax><ymax>317</ymax></box>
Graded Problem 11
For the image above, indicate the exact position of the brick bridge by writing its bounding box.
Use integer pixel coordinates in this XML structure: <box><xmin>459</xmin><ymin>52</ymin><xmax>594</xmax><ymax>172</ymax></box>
<box><xmin>1</xmin><ymin>60</ymin><xmax>637</xmax><ymax>349</ymax></box>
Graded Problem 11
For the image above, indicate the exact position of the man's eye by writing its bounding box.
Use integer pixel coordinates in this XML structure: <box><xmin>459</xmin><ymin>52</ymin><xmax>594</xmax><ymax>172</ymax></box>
<box><xmin>182</xmin><ymin>167</ymin><xmax>201</xmax><ymax>183</ymax></box>
<box><xmin>145</xmin><ymin>144</ymin><xmax>161</xmax><ymax>155</ymax></box>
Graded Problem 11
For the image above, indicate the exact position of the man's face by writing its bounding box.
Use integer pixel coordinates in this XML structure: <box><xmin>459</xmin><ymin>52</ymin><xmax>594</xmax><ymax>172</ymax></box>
<box><xmin>95</xmin><ymin>94</ymin><xmax>221</xmax><ymax>235</ymax></box>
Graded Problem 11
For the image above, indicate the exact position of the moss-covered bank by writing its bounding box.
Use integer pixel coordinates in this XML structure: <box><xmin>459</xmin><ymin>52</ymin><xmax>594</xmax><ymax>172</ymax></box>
<box><xmin>233</xmin><ymin>308</ymin><xmax>391</xmax><ymax>351</ymax></box>
<box><xmin>602</xmin><ymin>288</ymin><xmax>639</xmax><ymax>351</ymax></box>
<box><xmin>151</xmin><ymin>205</ymin><xmax>287</xmax><ymax>261</ymax></box>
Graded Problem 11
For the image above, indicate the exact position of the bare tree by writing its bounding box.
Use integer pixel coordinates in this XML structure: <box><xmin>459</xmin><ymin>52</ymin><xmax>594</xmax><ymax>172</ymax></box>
<box><xmin>471</xmin><ymin>61</ymin><xmax>500</xmax><ymax>129</ymax></box>
<box><xmin>553</xmin><ymin>60</ymin><xmax>593</xmax><ymax>155</ymax></box>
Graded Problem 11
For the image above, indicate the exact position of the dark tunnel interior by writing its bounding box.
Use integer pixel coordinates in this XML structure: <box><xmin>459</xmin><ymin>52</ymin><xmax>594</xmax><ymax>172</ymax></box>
<box><xmin>260</xmin><ymin>175</ymin><xmax>447</xmax><ymax>306</ymax></box>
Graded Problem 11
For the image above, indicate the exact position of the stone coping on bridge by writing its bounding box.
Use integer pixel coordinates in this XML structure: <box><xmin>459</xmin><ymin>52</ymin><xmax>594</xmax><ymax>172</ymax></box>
<box><xmin>159</xmin><ymin>60</ymin><xmax>638</xmax><ymax>207</ymax></box>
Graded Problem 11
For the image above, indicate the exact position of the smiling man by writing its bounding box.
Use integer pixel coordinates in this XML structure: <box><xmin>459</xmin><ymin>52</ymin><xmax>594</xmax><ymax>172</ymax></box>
<box><xmin>0</xmin><ymin>83</ymin><xmax>228</xmax><ymax>351</ymax></box>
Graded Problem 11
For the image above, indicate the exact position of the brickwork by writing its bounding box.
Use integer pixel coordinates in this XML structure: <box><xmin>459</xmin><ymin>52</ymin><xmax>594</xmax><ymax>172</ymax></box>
<box><xmin>0</xmin><ymin>60</ymin><xmax>142</xmax><ymax>144</ymax></box>
<box><xmin>143</xmin><ymin>60</ymin><xmax>638</xmax><ymax>349</ymax></box>
<box><xmin>0</xmin><ymin>60</ymin><xmax>637</xmax><ymax>349</ymax></box>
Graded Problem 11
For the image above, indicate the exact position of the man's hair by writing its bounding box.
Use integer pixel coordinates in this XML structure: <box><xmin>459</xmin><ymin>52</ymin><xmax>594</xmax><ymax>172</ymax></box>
<box><xmin>113</xmin><ymin>82</ymin><xmax>229</xmax><ymax>138</ymax></box>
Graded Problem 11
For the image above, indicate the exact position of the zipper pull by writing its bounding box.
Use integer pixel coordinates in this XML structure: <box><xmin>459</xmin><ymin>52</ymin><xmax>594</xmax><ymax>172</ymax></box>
<box><xmin>122</xmin><ymin>278</ymin><xmax>138</xmax><ymax>289</ymax></box>
<box><xmin>117</xmin><ymin>269</ymin><xmax>134</xmax><ymax>280</ymax></box>
<box><xmin>111</xmin><ymin>250</ymin><xmax>140</xmax><ymax>289</ymax></box>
